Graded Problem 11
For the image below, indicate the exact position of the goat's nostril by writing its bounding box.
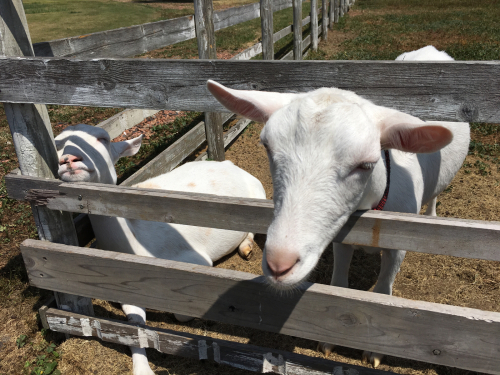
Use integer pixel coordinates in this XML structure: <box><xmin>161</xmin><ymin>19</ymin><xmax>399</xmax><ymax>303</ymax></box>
<box><xmin>267</xmin><ymin>256</ymin><xmax>299</xmax><ymax>279</ymax></box>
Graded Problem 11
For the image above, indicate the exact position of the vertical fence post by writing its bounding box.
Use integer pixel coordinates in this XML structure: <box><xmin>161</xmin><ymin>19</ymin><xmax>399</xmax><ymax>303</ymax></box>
<box><xmin>260</xmin><ymin>0</ymin><xmax>274</xmax><ymax>60</ymax></box>
<box><xmin>311</xmin><ymin>0</ymin><xmax>318</xmax><ymax>51</ymax></box>
<box><xmin>321</xmin><ymin>0</ymin><xmax>328</xmax><ymax>40</ymax></box>
<box><xmin>194</xmin><ymin>0</ymin><xmax>225</xmax><ymax>161</ymax></box>
<box><xmin>334</xmin><ymin>0</ymin><xmax>339</xmax><ymax>23</ymax></box>
<box><xmin>0</xmin><ymin>0</ymin><xmax>94</xmax><ymax>316</ymax></box>
<box><xmin>329</xmin><ymin>0</ymin><xmax>334</xmax><ymax>29</ymax></box>
<box><xmin>292</xmin><ymin>0</ymin><xmax>302</xmax><ymax>60</ymax></box>
<box><xmin>340</xmin><ymin>0</ymin><xmax>345</xmax><ymax>17</ymax></box>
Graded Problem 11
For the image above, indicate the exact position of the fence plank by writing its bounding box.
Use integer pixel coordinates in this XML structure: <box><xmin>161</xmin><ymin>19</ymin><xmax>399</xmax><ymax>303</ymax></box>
<box><xmin>195</xmin><ymin>0</ymin><xmax>224</xmax><ymax>161</ymax></box>
<box><xmin>322</xmin><ymin>0</ymin><xmax>328</xmax><ymax>40</ymax></box>
<box><xmin>33</xmin><ymin>16</ymin><xmax>196</xmax><ymax>58</ymax></box>
<box><xmin>311</xmin><ymin>0</ymin><xmax>319</xmax><ymax>51</ymax></box>
<box><xmin>6</xmin><ymin>172</ymin><xmax>500</xmax><ymax>262</ymax></box>
<box><xmin>333</xmin><ymin>0</ymin><xmax>339</xmax><ymax>23</ymax></box>
<box><xmin>292</xmin><ymin>0</ymin><xmax>303</xmax><ymax>60</ymax></box>
<box><xmin>231</xmin><ymin>41</ymin><xmax>262</xmax><ymax>60</ymax></box>
<box><xmin>1</xmin><ymin>58</ymin><xmax>497</xmax><ymax>122</ymax></box>
<box><xmin>329</xmin><ymin>0</ymin><xmax>334</xmax><ymax>29</ymax></box>
<box><xmin>21</xmin><ymin>239</ymin><xmax>500</xmax><ymax>374</ymax></box>
<box><xmin>0</xmin><ymin>0</ymin><xmax>94</xmax><ymax>317</ymax></box>
<box><xmin>261</xmin><ymin>0</ymin><xmax>274</xmax><ymax>60</ymax></box>
<box><xmin>41</xmin><ymin>304</ymin><xmax>392</xmax><ymax>375</ymax></box>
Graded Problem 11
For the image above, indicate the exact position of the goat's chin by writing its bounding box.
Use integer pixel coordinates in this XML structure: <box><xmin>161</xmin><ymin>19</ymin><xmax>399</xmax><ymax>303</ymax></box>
<box><xmin>58</xmin><ymin>169</ymin><xmax>92</xmax><ymax>182</ymax></box>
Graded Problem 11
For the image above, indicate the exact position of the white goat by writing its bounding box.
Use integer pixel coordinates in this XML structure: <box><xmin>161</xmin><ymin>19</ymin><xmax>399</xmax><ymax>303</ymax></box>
<box><xmin>55</xmin><ymin>124</ymin><xmax>266</xmax><ymax>375</ymax></box>
<box><xmin>207</xmin><ymin>46</ymin><xmax>468</xmax><ymax>368</ymax></box>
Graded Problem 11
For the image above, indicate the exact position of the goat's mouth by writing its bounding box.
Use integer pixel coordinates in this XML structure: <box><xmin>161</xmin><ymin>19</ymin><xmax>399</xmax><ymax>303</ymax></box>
<box><xmin>262</xmin><ymin>259</ymin><xmax>312</xmax><ymax>291</ymax></box>
<box><xmin>58</xmin><ymin>166</ymin><xmax>93</xmax><ymax>181</ymax></box>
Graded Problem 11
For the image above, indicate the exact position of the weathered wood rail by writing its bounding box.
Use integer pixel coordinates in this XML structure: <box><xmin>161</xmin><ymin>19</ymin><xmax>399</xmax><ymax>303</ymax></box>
<box><xmin>6</xmin><ymin>170</ymin><xmax>500</xmax><ymax>263</ymax></box>
<box><xmin>0</xmin><ymin>58</ymin><xmax>498</xmax><ymax>122</ymax></box>
<box><xmin>21</xmin><ymin>240</ymin><xmax>500</xmax><ymax>374</ymax></box>
<box><xmin>38</xmin><ymin>297</ymin><xmax>390</xmax><ymax>375</ymax></box>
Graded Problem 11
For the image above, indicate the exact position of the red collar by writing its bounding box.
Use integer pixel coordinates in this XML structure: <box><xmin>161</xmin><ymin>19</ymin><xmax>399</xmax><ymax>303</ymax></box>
<box><xmin>373</xmin><ymin>150</ymin><xmax>390</xmax><ymax>211</ymax></box>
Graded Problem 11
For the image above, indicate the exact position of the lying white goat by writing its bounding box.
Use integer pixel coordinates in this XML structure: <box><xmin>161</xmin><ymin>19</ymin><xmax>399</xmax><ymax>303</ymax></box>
<box><xmin>55</xmin><ymin>124</ymin><xmax>266</xmax><ymax>375</ymax></box>
<box><xmin>207</xmin><ymin>46</ymin><xmax>468</xmax><ymax>368</ymax></box>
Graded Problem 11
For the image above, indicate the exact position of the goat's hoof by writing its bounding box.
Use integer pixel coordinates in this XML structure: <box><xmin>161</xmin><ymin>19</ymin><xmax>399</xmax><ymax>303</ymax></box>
<box><xmin>362</xmin><ymin>351</ymin><xmax>384</xmax><ymax>368</ymax></box>
<box><xmin>317</xmin><ymin>342</ymin><xmax>334</xmax><ymax>357</ymax></box>
<box><xmin>238</xmin><ymin>242</ymin><xmax>253</xmax><ymax>260</ymax></box>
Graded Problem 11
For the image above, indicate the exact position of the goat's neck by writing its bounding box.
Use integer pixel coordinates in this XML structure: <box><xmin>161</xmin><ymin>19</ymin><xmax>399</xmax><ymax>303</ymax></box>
<box><xmin>357</xmin><ymin>151</ymin><xmax>389</xmax><ymax>210</ymax></box>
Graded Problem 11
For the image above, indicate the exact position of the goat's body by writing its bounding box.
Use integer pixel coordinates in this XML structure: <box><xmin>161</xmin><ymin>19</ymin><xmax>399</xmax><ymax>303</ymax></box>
<box><xmin>55</xmin><ymin>124</ymin><xmax>266</xmax><ymax>375</ymax></box>
<box><xmin>91</xmin><ymin>160</ymin><xmax>265</xmax><ymax>266</ymax></box>
<box><xmin>360</xmin><ymin>122</ymin><xmax>470</xmax><ymax>214</ymax></box>
<box><xmin>207</xmin><ymin>45</ymin><xmax>469</xmax><ymax>367</ymax></box>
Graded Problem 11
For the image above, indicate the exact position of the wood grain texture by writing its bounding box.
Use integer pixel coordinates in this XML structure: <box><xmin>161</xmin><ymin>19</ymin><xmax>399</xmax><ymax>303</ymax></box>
<box><xmin>6</xmin><ymin>171</ymin><xmax>500</xmax><ymax>262</ymax></box>
<box><xmin>0</xmin><ymin>0</ymin><xmax>93</xmax><ymax>317</ymax></box>
<box><xmin>97</xmin><ymin>109</ymin><xmax>158</xmax><ymax>140</ymax></box>
<box><xmin>260</xmin><ymin>0</ymin><xmax>274</xmax><ymax>60</ymax></box>
<box><xmin>2</xmin><ymin>59</ymin><xmax>495</xmax><ymax>122</ymax></box>
<box><xmin>311</xmin><ymin>0</ymin><xmax>319</xmax><ymax>51</ymax></box>
<box><xmin>33</xmin><ymin>16</ymin><xmax>196</xmax><ymax>58</ymax></box>
<box><xmin>22</xmin><ymin>239</ymin><xmax>500</xmax><ymax>374</ymax></box>
<box><xmin>194</xmin><ymin>0</ymin><xmax>217</xmax><ymax>60</ymax></box>
<box><xmin>292</xmin><ymin>0</ymin><xmax>303</xmax><ymax>60</ymax></box>
<box><xmin>204</xmin><ymin>112</ymin><xmax>225</xmax><ymax>161</ymax></box>
<box><xmin>41</xmin><ymin>305</ymin><xmax>393</xmax><ymax>375</ymax></box>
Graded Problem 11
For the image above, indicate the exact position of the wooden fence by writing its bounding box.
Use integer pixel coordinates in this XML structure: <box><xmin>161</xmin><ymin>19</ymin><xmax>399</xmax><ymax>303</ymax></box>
<box><xmin>4</xmin><ymin>0</ymin><xmax>500</xmax><ymax>374</ymax></box>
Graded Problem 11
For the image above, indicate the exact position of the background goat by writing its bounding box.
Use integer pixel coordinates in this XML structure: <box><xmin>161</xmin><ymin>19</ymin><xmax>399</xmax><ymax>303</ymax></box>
<box><xmin>55</xmin><ymin>124</ymin><xmax>266</xmax><ymax>375</ymax></box>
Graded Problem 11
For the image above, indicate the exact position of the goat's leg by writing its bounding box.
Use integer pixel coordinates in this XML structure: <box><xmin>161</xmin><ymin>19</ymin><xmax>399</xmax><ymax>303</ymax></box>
<box><xmin>362</xmin><ymin>249</ymin><xmax>406</xmax><ymax>368</ymax></box>
<box><xmin>318</xmin><ymin>243</ymin><xmax>355</xmax><ymax>357</ymax></box>
<box><xmin>238</xmin><ymin>232</ymin><xmax>255</xmax><ymax>260</ymax></box>
<box><xmin>424</xmin><ymin>196</ymin><xmax>437</xmax><ymax>216</ymax></box>
<box><xmin>121</xmin><ymin>304</ymin><xmax>155</xmax><ymax>375</ymax></box>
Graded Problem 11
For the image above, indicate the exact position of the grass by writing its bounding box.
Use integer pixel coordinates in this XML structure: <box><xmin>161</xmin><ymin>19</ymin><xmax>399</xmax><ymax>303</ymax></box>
<box><xmin>308</xmin><ymin>0</ymin><xmax>500</xmax><ymax>60</ymax></box>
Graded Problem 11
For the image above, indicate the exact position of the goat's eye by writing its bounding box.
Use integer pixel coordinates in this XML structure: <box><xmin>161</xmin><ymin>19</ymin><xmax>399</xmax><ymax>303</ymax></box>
<box><xmin>357</xmin><ymin>162</ymin><xmax>375</xmax><ymax>170</ymax></box>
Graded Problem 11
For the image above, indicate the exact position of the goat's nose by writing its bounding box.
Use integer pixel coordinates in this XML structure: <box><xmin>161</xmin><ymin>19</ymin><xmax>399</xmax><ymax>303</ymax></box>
<box><xmin>266</xmin><ymin>250</ymin><xmax>299</xmax><ymax>279</ymax></box>
<box><xmin>59</xmin><ymin>154</ymin><xmax>81</xmax><ymax>166</ymax></box>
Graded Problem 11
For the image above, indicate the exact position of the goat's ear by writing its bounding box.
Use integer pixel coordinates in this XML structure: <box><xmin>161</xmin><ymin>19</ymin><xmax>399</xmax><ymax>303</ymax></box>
<box><xmin>111</xmin><ymin>134</ymin><xmax>143</xmax><ymax>162</ymax></box>
<box><xmin>207</xmin><ymin>80</ymin><xmax>298</xmax><ymax>123</ymax></box>
<box><xmin>378</xmin><ymin>112</ymin><xmax>453</xmax><ymax>153</ymax></box>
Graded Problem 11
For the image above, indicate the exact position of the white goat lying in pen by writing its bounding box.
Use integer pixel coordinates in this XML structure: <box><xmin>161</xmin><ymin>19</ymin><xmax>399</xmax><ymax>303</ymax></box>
<box><xmin>208</xmin><ymin>46</ymin><xmax>469</xmax><ymax>368</ymax></box>
<box><xmin>54</xmin><ymin>124</ymin><xmax>266</xmax><ymax>375</ymax></box>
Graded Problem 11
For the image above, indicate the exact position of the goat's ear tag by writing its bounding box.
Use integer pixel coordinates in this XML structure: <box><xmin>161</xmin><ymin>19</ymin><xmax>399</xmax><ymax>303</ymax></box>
<box><xmin>207</xmin><ymin>80</ymin><xmax>299</xmax><ymax>123</ymax></box>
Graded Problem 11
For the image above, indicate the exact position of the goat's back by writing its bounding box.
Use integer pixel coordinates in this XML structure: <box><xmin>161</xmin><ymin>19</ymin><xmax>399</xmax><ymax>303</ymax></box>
<box><xmin>385</xmin><ymin>121</ymin><xmax>470</xmax><ymax>213</ymax></box>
